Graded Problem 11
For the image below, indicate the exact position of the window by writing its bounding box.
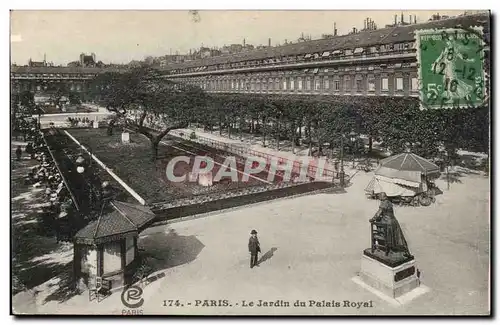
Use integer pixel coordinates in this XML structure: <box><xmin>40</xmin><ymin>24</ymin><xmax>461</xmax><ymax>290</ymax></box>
<box><xmin>382</xmin><ymin>78</ymin><xmax>389</xmax><ymax>91</ymax></box>
<box><xmin>334</xmin><ymin>80</ymin><xmax>340</xmax><ymax>91</ymax></box>
<box><xmin>283</xmin><ymin>78</ymin><xmax>287</xmax><ymax>90</ymax></box>
<box><xmin>344</xmin><ymin>76</ymin><xmax>351</xmax><ymax>91</ymax></box>
<box><xmin>306</xmin><ymin>78</ymin><xmax>312</xmax><ymax>91</ymax></box>
<box><xmin>315</xmin><ymin>78</ymin><xmax>321</xmax><ymax>91</ymax></box>
<box><xmin>290</xmin><ymin>78</ymin><xmax>295</xmax><ymax>90</ymax></box>
<box><xmin>396</xmin><ymin>77</ymin><xmax>403</xmax><ymax>91</ymax></box>
<box><xmin>368</xmin><ymin>77</ymin><xmax>375</xmax><ymax>91</ymax></box>
<box><xmin>355</xmin><ymin>79</ymin><xmax>363</xmax><ymax>93</ymax></box>
<box><xmin>275</xmin><ymin>78</ymin><xmax>280</xmax><ymax>90</ymax></box>
<box><xmin>411</xmin><ymin>77</ymin><xmax>419</xmax><ymax>91</ymax></box>
<box><xmin>298</xmin><ymin>78</ymin><xmax>303</xmax><ymax>90</ymax></box>
<box><xmin>324</xmin><ymin>78</ymin><xmax>330</xmax><ymax>90</ymax></box>
<box><xmin>250</xmin><ymin>79</ymin><xmax>255</xmax><ymax>90</ymax></box>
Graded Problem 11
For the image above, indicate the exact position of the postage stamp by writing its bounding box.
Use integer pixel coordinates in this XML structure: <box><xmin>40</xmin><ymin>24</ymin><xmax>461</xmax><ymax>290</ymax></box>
<box><xmin>415</xmin><ymin>27</ymin><xmax>486</xmax><ymax>109</ymax></box>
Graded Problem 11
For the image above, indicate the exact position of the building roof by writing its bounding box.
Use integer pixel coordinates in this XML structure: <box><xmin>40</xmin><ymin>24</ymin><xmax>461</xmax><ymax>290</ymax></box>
<box><xmin>162</xmin><ymin>13</ymin><xmax>489</xmax><ymax>71</ymax></box>
<box><xmin>10</xmin><ymin>66</ymin><xmax>128</xmax><ymax>74</ymax></box>
<box><xmin>379</xmin><ymin>152</ymin><xmax>440</xmax><ymax>175</ymax></box>
<box><xmin>74</xmin><ymin>200</ymin><xmax>156</xmax><ymax>245</ymax></box>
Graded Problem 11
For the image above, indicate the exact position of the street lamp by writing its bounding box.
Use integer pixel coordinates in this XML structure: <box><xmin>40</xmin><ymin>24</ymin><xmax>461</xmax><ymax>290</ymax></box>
<box><xmin>76</xmin><ymin>155</ymin><xmax>86</xmax><ymax>174</ymax></box>
<box><xmin>75</xmin><ymin>144</ymin><xmax>103</xmax><ymax>210</ymax></box>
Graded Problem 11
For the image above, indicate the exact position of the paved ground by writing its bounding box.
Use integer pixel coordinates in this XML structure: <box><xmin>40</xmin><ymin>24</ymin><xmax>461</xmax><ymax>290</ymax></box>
<box><xmin>12</xmin><ymin>164</ymin><xmax>490</xmax><ymax>315</ymax></box>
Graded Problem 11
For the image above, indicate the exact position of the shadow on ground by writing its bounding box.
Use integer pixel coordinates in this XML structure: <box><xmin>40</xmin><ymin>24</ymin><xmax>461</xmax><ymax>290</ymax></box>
<box><xmin>258</xmin><ymin>247</ymin><xmax>278</xmax><ymax>265</ymax></box>
<box><xmin>135</xmin><ymin>229</ymin><xmax>205</xmax><ymax>284</ymax></box>
<box><xmin>41</xmin><ymin>262</ymin><xmax>80</xmax><ymax>304</ymax></box>
<box><xmin>11</xmin><ymin>148</ymin><xmax>74</xmax><ymax>297</ymax></box>
<box><xmin>441</xmin><ymin>171</ymin><xmax>464</xmax><ymax>184</ymax></box>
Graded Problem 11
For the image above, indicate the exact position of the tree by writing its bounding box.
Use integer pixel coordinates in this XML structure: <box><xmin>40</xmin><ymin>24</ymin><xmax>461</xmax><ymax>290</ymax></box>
<box><xmin>46</xmin><ymin>83</ymin><xmax>70</xmax><ymax>108</ymax></box>
<box><xmin>91</xmin><ymin>67</ymin><xmax>207</xmax><ymax>160</ymax></box>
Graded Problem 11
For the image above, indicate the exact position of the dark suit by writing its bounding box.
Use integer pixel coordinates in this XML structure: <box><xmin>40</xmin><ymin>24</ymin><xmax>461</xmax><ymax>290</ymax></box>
<box><xmin>248</xmin><ymin>236</ymin><xmax>261</xmax><ymax>268</ymax></box>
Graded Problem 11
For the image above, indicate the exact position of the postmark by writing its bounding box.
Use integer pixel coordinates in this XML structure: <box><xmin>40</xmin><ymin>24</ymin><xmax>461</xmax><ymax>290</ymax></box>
<box><xmin>415</xmin><ymin>26</ymin><xmax>487</xmax><ymax>109</ymax></box>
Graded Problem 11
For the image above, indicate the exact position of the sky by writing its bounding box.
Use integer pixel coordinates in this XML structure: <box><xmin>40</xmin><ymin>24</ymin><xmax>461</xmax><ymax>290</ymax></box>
<box><xmin>10</xmin><ymin>10</ymin><xmax>473</xmax><ymax>65</ymax></box>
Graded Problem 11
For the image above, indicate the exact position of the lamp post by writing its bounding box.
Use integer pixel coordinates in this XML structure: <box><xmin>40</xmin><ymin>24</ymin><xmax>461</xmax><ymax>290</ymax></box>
<box><xmin>75</xmin><ymin>143</ymin><xmax>103</xmax><ymax>210</ymax></box>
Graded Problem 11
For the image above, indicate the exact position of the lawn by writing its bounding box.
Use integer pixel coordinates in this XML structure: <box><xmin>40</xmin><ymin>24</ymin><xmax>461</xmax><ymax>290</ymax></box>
<box><xmin>66</xmin><ymin>128</ymin><xmax>270</xmax><ymax>204</ymax></box>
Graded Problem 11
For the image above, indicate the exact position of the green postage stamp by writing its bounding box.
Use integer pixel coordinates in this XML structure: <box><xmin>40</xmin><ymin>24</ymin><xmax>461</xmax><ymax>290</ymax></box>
<box><xmin>415</xmin><ymin>27</ymin><xmax>486</xmax><ymax>109</ymax></box>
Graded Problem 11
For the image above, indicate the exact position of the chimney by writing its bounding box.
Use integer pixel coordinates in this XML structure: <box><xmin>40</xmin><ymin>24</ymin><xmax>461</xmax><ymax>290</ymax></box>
<box><xmin>334</xmin><ymin>22</ymin><xmax>337</xmax><ymax>36</ymax></box>
<box><xmin>414</xmin><ymin>15</ymin><xmax>417</xmax><ymax>24</ymax></box>
<box><xmin>401</xmin><ymin>12</ymin><xmax>404</xmax><ymax>24</ymax></box>
<box><xmin>243</xmin><ymin>38</ymin><xmax>246</xmax><ymax>47</ymax></box>
<box><xmin>394</xmin><ymin>14</ymin><xmax>397</xmax><ymax>25</ymax></box>
<box><xmin>409</xmin><ymin>15</ymin><xmax>412</xmax><ymax>24</ymax></box>
<box><xmin>268</xmin><ymin>38</ymin><xmax>271</xmax><ymax>47</ymax></box>
<box><xmin>364</xmin><ymin>19</ymin><xmax>367</xmax><ymax>30</ymax></box>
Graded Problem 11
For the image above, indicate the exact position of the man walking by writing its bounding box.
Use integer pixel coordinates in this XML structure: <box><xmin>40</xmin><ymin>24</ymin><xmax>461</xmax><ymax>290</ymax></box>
<box><xmin>248</xmin><ymin>229</ymin><xmax>261</xmax><ymax>268</ymax></box>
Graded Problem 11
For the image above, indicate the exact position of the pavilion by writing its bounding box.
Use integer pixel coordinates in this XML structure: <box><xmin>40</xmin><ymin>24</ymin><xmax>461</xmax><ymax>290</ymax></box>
<box><xmin>73</xmin><ymin>200</ymin><xmax>156</xmax><ymax>290</ymax></box>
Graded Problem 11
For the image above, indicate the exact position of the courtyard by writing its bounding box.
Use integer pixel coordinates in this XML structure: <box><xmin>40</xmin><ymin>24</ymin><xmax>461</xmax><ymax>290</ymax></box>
<box><xmin>12</xmin><ymin>156</ymin><xmax>490</xmax><ymax>315</ymax></box>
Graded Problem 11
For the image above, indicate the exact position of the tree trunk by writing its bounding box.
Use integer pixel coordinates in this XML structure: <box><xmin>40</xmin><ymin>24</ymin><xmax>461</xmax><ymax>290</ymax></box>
<box><xmin>262</xmin><ymin>117</ymin><xmax>267</xmax><ymax>147</ymax></box>
<box><xmin>291</xmin><ymin>122</ymin><xmax>296</xmax><ymax>154</ymax></box>
<box><xmin>307</xmin><ymin>119</ymin><xmax>312</xmax><ymax>156</ymax></box>
<box><xmin>107</xmin><ymin>118</ymin><xmax>116</xmax><ymax>136</ymax></box>
<box><xmin>368</xmin><ymin>136</ymin><xmax>373</xmax><ymax>153</ymax></box>
<box><xmin>239</xmin><ymin>116</ymin><xmax>243</xmax><ymax>140</ymax></box>
<box><xmin>138</xmin><ymin>111</ymin><xmax>148</xmax><ymax>128</ymax></box>
<box><xmin>151</xmin><ymin>140</ymin><xmax>159</xmax><ymax>161</ymax></box>
<box><xmin>276</xmin><ymin>118</ymin><xmax>281</xmax><ymax>151</ymax></box>
<box><xmin>318</xmin><ymin>136</ymin><xmax>323</xmax><ymax>158</ymax></box>
<box><xmin>219</xmin><ymin>115</ymin><xmax>222</xmax><ymax>135</ymax></box>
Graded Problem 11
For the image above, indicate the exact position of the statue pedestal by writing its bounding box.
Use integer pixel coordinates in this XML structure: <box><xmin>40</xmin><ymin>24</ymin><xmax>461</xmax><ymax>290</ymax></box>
<box><xmin>359</xmin><ymin>249</ymin><xmax>419</xmax><ymax>299</ymax></box>
<box><xmin>121</xmin><ymin>132</ymin><xmax>130</xmax><ymax>144</ymax></box>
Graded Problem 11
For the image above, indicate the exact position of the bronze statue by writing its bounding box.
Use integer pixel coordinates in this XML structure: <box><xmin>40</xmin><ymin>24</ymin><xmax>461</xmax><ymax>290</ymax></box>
<box><xmin>369</xmin><ymin>193</ymin><xmax>412</xmax><ymax>258</ymax></box>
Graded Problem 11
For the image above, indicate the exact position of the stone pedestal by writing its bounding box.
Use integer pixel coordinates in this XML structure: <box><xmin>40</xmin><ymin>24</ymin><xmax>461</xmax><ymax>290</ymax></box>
<box><xmin>360</xmin><ymin>249</ymin><xmax>420</xmax><ymax>299</ymax></box>
<box><xmin>121</xmin><ymin>132</ymin><xmax>130</xmax><ymax>144</ymax></box>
